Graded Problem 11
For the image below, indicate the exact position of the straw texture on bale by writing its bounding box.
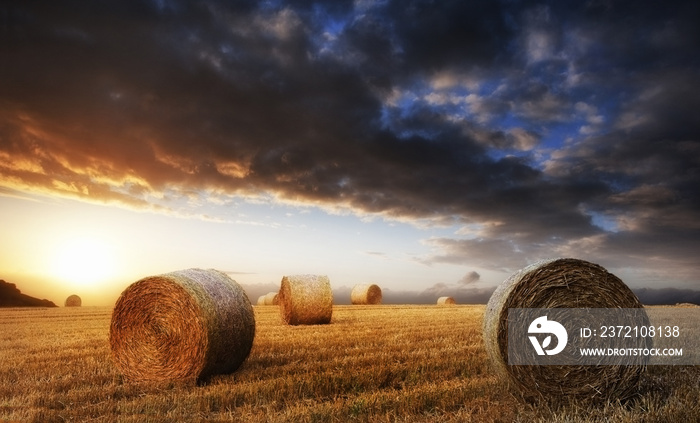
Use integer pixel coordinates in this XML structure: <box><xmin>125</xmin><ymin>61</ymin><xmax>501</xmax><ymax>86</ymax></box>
<box><xmin>264</xmin><ymin>292</ymin><xmax>279</xmax><ymax>306</ymax></box>
<box><xmin>64</xmin><ymin>295</ymin><xmax>82</xmax><ymax>307</ymax></box>
<box><xmin>483</xmin><ymin>258</ymin><xmax>646</xmax><ymax>403</ymax></box>
<box><xmin>437</xmin><ymin>296</ymin><xmax>456</xmax><ymax>305</ymax></box>
<box><xmin>351</xmin><ymin>284</ymin><xmax>382</xmax><ymax>305</ymax></box>
<box><xmin>109</xmin><ymin>268</ymin><xmax>255</xmax><ymax>383</ymax></box>
<box><xmin>278</xmin><ymin>275</ymin><xmax>333</xmax><ymax>325</ymax></box>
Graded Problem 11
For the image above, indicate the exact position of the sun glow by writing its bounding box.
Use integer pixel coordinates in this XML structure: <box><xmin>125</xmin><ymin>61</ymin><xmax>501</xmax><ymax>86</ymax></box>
<box><xmin>50</xmin><ymin>237</ymin><xmax>117</xmax><ymax>287</ymax></box>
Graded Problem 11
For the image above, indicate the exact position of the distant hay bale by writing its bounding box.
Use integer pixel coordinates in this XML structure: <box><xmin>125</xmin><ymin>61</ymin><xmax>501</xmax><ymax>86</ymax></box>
<box><xmin>64</xmin><ymin>295</ymin><xmax>82</xmax><ymax>307</ymax></box>
<box><xmin>675</xmin><ymin>302</ymin><xmax>699</xmax><ymax>307</ymax></box>
<box><xmin>109</xmin><ymin>268</ymin><xmax>255</xmax><ymax>383</ymax></box>
<box><xmin>437</xmin><ymin>296</ymin><xmax>456</xmax><ymax>305</ymax></box>
<box><xmin>255</xmin><ymin>292</ymin><xmax>278</xmax><ymax>306</ymax></box>
<box><xmin>264</xmin><ymin>292</ymin><xmax>279</xmax><ymax>306</ymax></box>
<box><xmin>278</xmin><ymin>275</ymin><xmax>333</xmax><ymax>325</ymax></box>
<box><xmin>483</xmin><ymin>258</ymin><xmax>646</xmax><ymax>403</ymax></box>
<box><xmin>351</xmin><ymin>284</ymin><xmax>382</xmax><ymax>305</ymax></box>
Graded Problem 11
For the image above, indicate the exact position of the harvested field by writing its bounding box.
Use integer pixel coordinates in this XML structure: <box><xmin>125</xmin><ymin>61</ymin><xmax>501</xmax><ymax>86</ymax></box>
<box><xmin>0</xmin><ymin>306</ymin><xmax>697</xmax><ymax>422</ymax></box>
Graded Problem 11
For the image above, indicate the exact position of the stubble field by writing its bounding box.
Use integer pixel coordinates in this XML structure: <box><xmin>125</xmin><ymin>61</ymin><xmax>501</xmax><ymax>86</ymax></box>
<box><xmin>0</xmin><ymin>305</ymin><xmax>698</xmax><ymax>422</ymax></box>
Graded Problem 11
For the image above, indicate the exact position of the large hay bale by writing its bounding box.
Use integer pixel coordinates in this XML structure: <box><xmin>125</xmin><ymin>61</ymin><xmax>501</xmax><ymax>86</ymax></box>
<box><xmin>278</xmin><ymin>275</ymin><xmax>333</xmax><ymax>325</ymax></box>
<box><xmin>483</xmin><ymin>258</ymin><xmax>646</xmax><ymax>403</ymax></box>
<box><xmin>351</xmin><ymin>284</ymin><xmax>382</xmax><ymax>305</ymax></box>
<box><xmin>109</xmin><ymin>268</ymin><xmax>255</xmax><ymax>383</ymax></box>
<box><xmin>257</xmin><ymin>295</ymin><xmax>267</xmax><ymax>306</ymax></box>
<box><xmin>65</xmin><ymin>294</ymin><xmax>82</xmax><ymax>307</ymax></box>
<box><xmin>437</xmin><ymin>296</ymin><xmax>456</xmax><ymax>305</ymax></box>
<box><xmin>264</xmin><ymin>292</ymin><xmax>279</xmax><ymax>305</ymax></box>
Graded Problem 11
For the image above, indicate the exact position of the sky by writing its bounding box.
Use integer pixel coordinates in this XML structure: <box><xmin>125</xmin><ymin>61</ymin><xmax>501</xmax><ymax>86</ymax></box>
<box><xmin>1</xmin><ymin>0</ymin><xmax>699</xmax><ymax>306</ymax></box>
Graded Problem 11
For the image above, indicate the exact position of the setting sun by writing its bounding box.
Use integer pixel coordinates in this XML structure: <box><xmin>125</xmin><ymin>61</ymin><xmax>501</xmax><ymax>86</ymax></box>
<box><xmin>50</xmin><ymin>237</ymin><xmax>117</xmax><ymax>288</ymax></box>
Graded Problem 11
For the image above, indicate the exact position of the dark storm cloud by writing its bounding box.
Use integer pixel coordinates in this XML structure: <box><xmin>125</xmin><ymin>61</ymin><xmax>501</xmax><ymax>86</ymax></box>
<box><xmin>1</xmin><ymin>1</ymin><xmax>699</xmax><ymax>284</ymax></box>
<box><xmin>458</xmin><ymin>271</ymin><xmax>480</xmax><ymax>286</ymax></box>
<box><xmin>633</xmin><ymin>288</ymin><xmax>700</xmax><ymax>306</ymax></box>
<box><xmin>383</xmin><ymin>0</ymin><xmax>514</xmax><ymax>70</ymax></box>
<box><xmin>415</xmin><ymin>271</ymin><xmax>485</xmax><ymax>303</ymax></box>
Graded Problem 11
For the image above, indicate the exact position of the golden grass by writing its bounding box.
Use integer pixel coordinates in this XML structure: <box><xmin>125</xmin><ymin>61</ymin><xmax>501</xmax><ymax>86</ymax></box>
<box><xmin>0</xmin><ymin>305</ymin><xmax>698</xmax><ymax>422</ymax></box>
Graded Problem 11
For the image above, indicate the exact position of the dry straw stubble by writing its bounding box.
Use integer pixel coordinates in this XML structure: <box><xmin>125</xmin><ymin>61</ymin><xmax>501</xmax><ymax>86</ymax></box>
<box><xmin>483</xmin><ymin>258</ymin><xmax>647</xmax><ymax>403</ymax></box>
<box><xmin>109</xmin><ymin>268</ymin><xmax>255</xmax><ymax>383</ymax></box>
<box><xmin>64</xmin><ymin>295</ymin><xmax>82</xmax><ymax>307</ymax></box>
<box><xmin>351</xmin><ymin>284</ymin><xmax>382</xmax><ymax>305</ymax></box>
<box><xmin>278</xmin><ymin>274</ymin><xmax>333</xmax><ymax>325</ymax></box>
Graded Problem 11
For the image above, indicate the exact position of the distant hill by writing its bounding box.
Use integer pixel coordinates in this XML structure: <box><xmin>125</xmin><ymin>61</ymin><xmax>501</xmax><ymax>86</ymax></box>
<box><xmin>0</xmin><ymin>280</ymin><xmax>57</xmax><ymax>307</ymax></box>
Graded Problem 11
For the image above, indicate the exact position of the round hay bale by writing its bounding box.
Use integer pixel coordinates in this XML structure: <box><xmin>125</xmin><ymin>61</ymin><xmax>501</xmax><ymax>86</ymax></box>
<box><xmin>351</xmin><ymin>284</ymin><xmax>382</xmax><ymax>305</ymax></box>
<box><xmin>437</xmin><ymin>296</ymin><xmax>456</xmax><ymax>305</ymax></box>
<box><xmin>264</xmin><ymin>292</ymin><xmax>279</xmax><ymax>306</ymax></box>
<box><xmin>109</xmin><ymin>268</ymin><xmax>255</xmax><ymax>383</ymax></box>
<box><xmin>64</xmin><ymin>294</ymin><xmax>82</xmax><ymax>307</ymax></box>
<box><xmin>278</xmin><ymin>274</ymin><xmax>333</xmax><ymax>325</ymax></box>
<box><xmin>483</xmin><ymin>258</ymin><xmax>646</xmax><ymax>403</ymax></box>
<box><xmin>257</xmin><ymin>295</ymin><xmax>267</xmax><ymax>306</ymax></box>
